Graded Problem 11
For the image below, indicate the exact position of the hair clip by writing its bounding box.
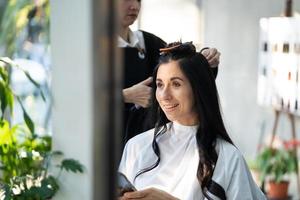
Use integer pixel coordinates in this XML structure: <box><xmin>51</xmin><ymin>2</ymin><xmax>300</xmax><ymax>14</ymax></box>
<box><xmin>159</xmin><ymin>44</ymin><xmax>181</xmax><ymax>54</ymax></box>
<box><xmin>159</xmin><ymin>42</ymin><xmax>194</xmax><ymax>55</ymax></box>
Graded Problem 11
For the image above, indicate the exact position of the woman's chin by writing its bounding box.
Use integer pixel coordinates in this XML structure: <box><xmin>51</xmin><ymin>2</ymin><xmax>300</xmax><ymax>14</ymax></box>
<box><xmin>165</xmin><ymin>115</ymin><xmax>176</xmax><ymax>122</ymax></box>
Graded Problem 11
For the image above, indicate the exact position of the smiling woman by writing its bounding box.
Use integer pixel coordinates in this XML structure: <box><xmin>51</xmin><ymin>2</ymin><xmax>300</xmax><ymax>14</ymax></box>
<box><xmin>118</xmin><ymin>42</ymin><xmax>266</xmax><ymax>200</ymax></box>
<box><xmin>155</xmin><ymin>60</ymin><xmax>198</xmax><ymax>126</ymax></box>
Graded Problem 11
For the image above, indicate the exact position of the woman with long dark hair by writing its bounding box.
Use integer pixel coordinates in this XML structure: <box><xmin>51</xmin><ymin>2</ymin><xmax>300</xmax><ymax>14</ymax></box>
<box><xmin>119</xmin><ymin>42</ymin><xmax>265</xmax><ymax>200</ymax></box>
<box><xmin>119</xmin><ymin>0</ymin><xmax>220</xmax><ymax>146</ymax></box>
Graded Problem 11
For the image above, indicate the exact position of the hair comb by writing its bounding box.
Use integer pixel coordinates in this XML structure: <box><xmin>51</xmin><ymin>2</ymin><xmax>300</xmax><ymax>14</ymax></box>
<box><xmin>159</xmin><ymin>42</ymin><xmax>182</xmax><ymax>53</ymax></box>
<box><xmin>159</xmin><ymin>42</ymin><xmax>195</xmax><ymax>55</ymax></box>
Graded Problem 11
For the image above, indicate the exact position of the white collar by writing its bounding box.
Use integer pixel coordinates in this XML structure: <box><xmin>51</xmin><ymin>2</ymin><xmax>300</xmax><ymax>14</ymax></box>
<box><xmin>168</xmin><ymin>122</ymin><xmax>198</xmax><ymax>138</ymax></box>
<box><xmin>118</xmin><ymin>29</ymin><xmax>146</xmax><ymax>51</ymax></box>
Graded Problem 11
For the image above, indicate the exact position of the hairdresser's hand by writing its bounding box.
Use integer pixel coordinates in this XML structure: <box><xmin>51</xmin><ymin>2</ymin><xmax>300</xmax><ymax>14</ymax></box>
<box><xmin>201</xmin><ymin>48</ymin><xmax>220</xmax><ymax>68</ymax></box>
<box><xmin>120</xmin><ymin>188</ymin><xmax>180</xmax><ymax>200</ymax></box>
<box><xmin>123</xmin><ymin>77</ymin><xmax>153</xmax><ymax>108</ymax></box>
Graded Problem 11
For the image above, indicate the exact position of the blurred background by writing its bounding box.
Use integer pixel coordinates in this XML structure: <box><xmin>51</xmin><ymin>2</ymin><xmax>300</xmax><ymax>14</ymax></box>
<box><xmin>1</xmin><ymin>0</ymin><xmax>300</xmax><ymax>199</ymax></box>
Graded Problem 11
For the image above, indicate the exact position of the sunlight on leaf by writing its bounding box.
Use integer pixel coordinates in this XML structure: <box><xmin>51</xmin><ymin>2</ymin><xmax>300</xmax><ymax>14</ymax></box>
<box><xmin>0</xmin><ymin>120</ymin><xmax>15</xmax><ymax>146</ymax></box>
<box><xmin>15</xmin><ymin>6</ymin><xmax>30</xmax><ymax>30</ymax></box>
<box><xmin>0</xmin><ymin>57</ymin><xmax>14</xmax><ymax>66</ymax></box>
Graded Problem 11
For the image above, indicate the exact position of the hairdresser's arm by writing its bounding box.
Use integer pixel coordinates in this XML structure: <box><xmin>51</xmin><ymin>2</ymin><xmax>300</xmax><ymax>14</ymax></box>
<box><xmin>120</xmin><ymin>188</ymin><xmax>180</xmax><ymax>200</ymax></box>
<box><xmin>201</xmin><ymin>48</ymin><xmax>220</xmax><ymax>68</ymax></box>
<box><xmin>201</xmin><ymin>48</ymin><xmax>220</xmax><ymax>78</ymax></box>
<box><xmin>123</xmin><ymin>77</ymin><xmax>153</xmax><ymax>108</ymax></box>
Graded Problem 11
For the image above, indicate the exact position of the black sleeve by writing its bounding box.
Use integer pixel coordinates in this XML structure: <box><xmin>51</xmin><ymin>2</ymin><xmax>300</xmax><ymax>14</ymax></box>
<box><xmin>211</xmin><ymin>67</ymin><xmax>218</xmax><ymax>79</ymax></box>
<box><xmin>141</xmin><ymin>31</ymin><xmax>166</xmax><ymax>71</ymax></box>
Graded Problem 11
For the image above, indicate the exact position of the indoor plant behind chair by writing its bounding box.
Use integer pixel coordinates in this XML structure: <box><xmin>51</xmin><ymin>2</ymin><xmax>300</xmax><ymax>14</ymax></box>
<box><xmin>256</xmin><ymin>143</ymin><xmax>297</xmax><ymax>199</ymax></box>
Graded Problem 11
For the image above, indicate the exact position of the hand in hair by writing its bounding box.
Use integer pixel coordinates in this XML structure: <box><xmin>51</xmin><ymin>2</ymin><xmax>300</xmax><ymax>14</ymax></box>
<box><xmin>123</xmin><ymin>77</ymin><xmax>153</xmax><ymax>108</ymax></box>
<box><xmin>201</xmin><ymin>48</ymin><xmax>220</xmax><ymax>68</ymax></box>
<box><xmin>120</xmin><ymin>187</ymin><xmax>180</xmax><ymax>200</ymax></box>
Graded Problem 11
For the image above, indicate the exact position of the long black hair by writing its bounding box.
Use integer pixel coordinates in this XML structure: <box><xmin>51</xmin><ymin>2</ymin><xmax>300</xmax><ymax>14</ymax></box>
<box><xmin>135</xmin><ymin>42</ymin><xmax>233</xmax><ymax>190</ymax></box>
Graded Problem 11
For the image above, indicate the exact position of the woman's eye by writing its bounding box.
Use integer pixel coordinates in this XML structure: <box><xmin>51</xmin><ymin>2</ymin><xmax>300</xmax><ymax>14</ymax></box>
<box><xmin>156</xmin><ymin>82</ymin><xmax>163</xmax><ymax>88</ymax></box>
<box><xmin>172</xmin><ymin>81</ymin><xmax>181</xmax><ymax>87</ymax></box>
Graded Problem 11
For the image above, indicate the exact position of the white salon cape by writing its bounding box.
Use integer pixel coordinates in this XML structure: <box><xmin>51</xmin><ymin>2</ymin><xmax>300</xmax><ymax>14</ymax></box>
<box><xmin>119</xmin><ymin>122</ymin><xmax>266</xmax><ymax>200</ymax></box>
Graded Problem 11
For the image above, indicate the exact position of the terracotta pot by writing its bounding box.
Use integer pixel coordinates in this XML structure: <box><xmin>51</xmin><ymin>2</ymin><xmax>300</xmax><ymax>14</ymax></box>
<box><xmin>267</xmin><ymin>180</ymin><xmax>289</xmax><ymax>199</ymax></box>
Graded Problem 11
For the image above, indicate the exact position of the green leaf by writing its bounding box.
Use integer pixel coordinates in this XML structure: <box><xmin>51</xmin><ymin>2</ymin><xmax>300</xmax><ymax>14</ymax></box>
<box><xmin>5</xmin><ymin>87</ymin><xmax>14</xmax><ymax>116</ymax></box>
<box><xmin>0</xmin><ymin>120</ymin><xmax>14</xmax><ymax>145</ymax></box>
<box><xmin>44</xmin><ymin>175</ymin><xmax>60</xmax><ymax>192</ymax></box>
<box><xmin>60</xmin><ymin>159</ymin><xmax>84</xmax><ymax>173</ymax></box>
<box><xmin>256</xmin><ymin>146</ymin><xmax>298</xmax><ymax>182</ymax></box>
<box><xmin>0</xmin><ymin>66</ymin><xmax>9</xmax><ymax>83</ymax></box>
<box><xmin>23</xmin><ymin>110</ymin><xmax>34</xmax><ymax>135</ymax></box>
<box><xmin>23</xmin><ymin>70</ymin><xmax>41</xmax><ymax>89</ymax></box>
<box><xmin>17</xmin><ymin>97</ymin><xmax>35</xmax><ymax>134</ymax></box>
<box><xmin>22</xmin><ymin>68</ymin><xmax>46</xmax><ymax>102</ymax></box>
<box><xmin>22</xmin><ymin>176</ymin><xmax>59</xmax><ymax>199</ymax></box>
<box><xmin>0</xmin><ymin>57</ymin><xmax>14</xmax><ymax>67</ymax></box>
<box><xmin>0</xmin><ymin>81</ymin><xmax>7</xmax><ymax>117</ymax></box>
<box><xmin>0</xmin><ymin>184</ymin><xmax>12</xmax><ymax>200</ymax></box>
<box><xmin>31</xmin><ymin>136</ymin><xmax>52</xmax><ymax>152</ymax></box>
<box><xmin>51</xmin><ymin>150</ymin><xmax>63</xmax><ymax>156</ymax></box>
<box><xmin>40</xmin><ymin>90</ymin><xmax>46</xmax><ymax>102</ymax></box>
<box><xmin>0</xmin><ymin>67</ymin><xmax>14</xmax><ymax>117</ymax></box>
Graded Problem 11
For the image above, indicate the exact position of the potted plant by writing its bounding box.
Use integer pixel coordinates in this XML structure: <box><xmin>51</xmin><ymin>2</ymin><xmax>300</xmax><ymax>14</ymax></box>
<box><xmin>256</xmin><ymin>143</ymin><xmax>297</xmax><ymax>199</ymax></box>
<box><xmin>0</xmin><ymin>57</ymin><xmax>84</xmax><ymax>199</ymax></box>
<box><xmin>0</xmin><ymin>147</ymin><xmax>84</xmax><ymax>199</ymax></box>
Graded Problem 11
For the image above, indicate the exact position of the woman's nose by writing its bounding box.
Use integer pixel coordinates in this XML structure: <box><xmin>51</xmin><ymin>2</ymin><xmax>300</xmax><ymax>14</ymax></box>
<box><xmin>161</xmin><ymin>87</ymin><xmax>172</xmax><ymax>100</ymax></box>
<box><xmin>129</xmin><ymin>0</ymin><xmax>139</xmax><ymax>10</ymax></box>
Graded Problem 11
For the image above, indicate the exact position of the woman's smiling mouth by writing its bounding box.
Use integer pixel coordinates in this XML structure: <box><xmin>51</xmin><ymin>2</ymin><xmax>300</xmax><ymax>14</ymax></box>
<box><xmin>163</xmin><ymin>104</ymin><xmax>179</xmax><ymax>112</ymax></box>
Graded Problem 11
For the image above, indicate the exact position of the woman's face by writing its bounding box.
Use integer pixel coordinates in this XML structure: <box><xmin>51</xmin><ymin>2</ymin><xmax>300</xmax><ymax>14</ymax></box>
<box><xmin>155</xmin><ymin>61</ymin><xmax>198</xmax><ymax>126</ymax></box>
<box><xmin>119</xmin><ymin>0</ymin><xmax>141</xmax><ymax>28</ymax></box>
